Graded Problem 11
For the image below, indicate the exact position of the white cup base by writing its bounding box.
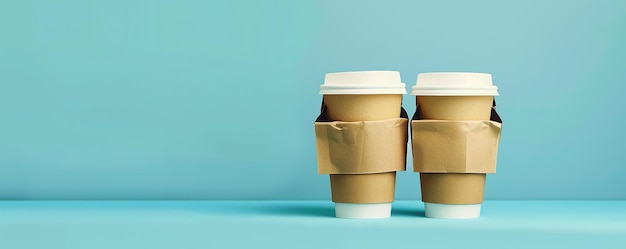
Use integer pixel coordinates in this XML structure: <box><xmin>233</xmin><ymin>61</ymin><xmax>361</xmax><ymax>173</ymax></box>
<box><xmin>424</xmin><ymin>202</ymin><xmax>481</xmax><ymax>219</ymax></box>
<box><xmin>334</xmin><ymin>203</ymin><xmax>391</xmax><ymax>219</ymax></box>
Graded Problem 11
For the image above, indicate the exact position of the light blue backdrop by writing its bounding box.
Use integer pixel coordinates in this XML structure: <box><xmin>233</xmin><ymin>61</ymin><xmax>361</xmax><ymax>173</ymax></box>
<box><xmin>1</xmin><ymin>0</ymin><xmax>624</xmax><ymax>200</ymax></box>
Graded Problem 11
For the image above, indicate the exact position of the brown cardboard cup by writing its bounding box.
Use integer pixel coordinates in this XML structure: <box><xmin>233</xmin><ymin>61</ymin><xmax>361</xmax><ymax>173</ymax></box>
<box><xmin>417</xmin><ymin>95</ymin><xmax>492</xmax><ymax>206</ymax></box>
<box><xmin>325</xmin><ymin>94</ymin><xmax>401</xmax><ymax>218</ymax></box>
<box><xmin>417</xmin><ymin>96</ymin><xmax>492</xmax><ymax>218</ymax></box>
<box><xmin>318</xmin><ymin>71</ymin><xmax>407</xmax><ymax>219</ymax></box>
<box><xmin>411</xmin><ymin>72</ymin><xmax>499</xmax><ymax>219</ymax></box>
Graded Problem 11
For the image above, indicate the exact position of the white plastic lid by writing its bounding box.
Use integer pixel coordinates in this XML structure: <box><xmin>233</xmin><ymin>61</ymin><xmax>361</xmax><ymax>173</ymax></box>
<box><xmin>334</xmin><ymin>203</ymin><xmax>391</xmax><ymax>219</ymax></box>
<box><xmin>320</xmin><ymin>71</ymin><xmax>407</xmax><ymax>95</ymax></box>
<box><xmin>424</xmin><ymin>202</ymin><xmax>482</xmax><ymax>219</ymax></box>
<box><xmin>411</xmin><ymin>72</ymin><xmax>498</xmax><ymax>96</ymax></box>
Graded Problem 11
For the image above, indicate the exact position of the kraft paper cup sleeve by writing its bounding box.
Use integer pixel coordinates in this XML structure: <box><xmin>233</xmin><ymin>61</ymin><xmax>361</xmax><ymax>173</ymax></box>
<box><xmin>314</xmin><ymin>101</ymin><xmax>408</xmax><ymax>174</ymax></box>
<box><xmin>412</xmin><ymin>121</ymin><xmax>501</xmax><ymax>173</ymax></box>
<box><xmin>410</xmin><ymin>99</ymin><xmax>503</xmax><ymax>173</ymax></box>
<box><xmin>315</xmin><ymin>118</ymin><xmax>408</xmax><ymax>174</ymax></box>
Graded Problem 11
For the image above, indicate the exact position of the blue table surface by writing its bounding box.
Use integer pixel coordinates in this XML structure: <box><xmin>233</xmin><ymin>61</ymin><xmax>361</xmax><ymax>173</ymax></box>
<box><xmin>0</xmin><ymin>200</ymin><xmax>624</xmax><ymax>249</ymax></box>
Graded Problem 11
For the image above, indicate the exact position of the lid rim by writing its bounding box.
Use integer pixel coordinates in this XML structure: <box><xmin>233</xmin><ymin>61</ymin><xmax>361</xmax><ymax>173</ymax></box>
<box><xmin>411</xmin><ymin>89</ymin><xmax>499</xmax><ymax>96</ymax></box>
<box><xmin>321</xmin><ymin>83</ymin><xmax>407</xmax><ymax>94</ymax></box>
<box><xmin>412</xmin><ymin>84</ymin><xmax>498</xmax><ymax>88</ymax></box>
<box><xmin>320</xmin><ymin>90</ymin><xmax>408</xmax><ymax>94</ymax></box>
<box><xmin>322</xmin><ymin>85</ymin><xmax>406</xmax><ymax>90</ymax></box>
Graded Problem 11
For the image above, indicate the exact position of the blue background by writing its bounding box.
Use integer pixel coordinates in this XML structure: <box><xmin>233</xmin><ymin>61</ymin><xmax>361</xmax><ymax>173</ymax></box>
<box><xmin>1</xmin><ymin>0</ymin><xmax>625</xmax><ymax>200</ymax></box>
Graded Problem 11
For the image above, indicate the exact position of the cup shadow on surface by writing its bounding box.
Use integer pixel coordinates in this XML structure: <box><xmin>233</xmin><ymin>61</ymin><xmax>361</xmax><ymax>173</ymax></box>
<box><xmin>259</xmin><ymin>203</ymin><xmax>335</xmax><ymax>218</ymax></box>
<box><xmin>391</xmin><ymin>206</ymin><xmax>426</xmax><ymax>218</ymax></box>
<box><xmin>161</xmin><ymin>201</ymin><xmax>335</xmax><ymax>218</ymax></box>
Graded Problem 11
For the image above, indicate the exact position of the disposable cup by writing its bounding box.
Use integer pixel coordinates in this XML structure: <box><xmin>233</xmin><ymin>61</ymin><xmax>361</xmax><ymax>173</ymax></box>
<box><xmin>320</xmin><ymin>71</ymin><xmax>406</xmax><ymax>219</ymax></box>
<box><xmin>411</xmin><ymin>72</ymin><xmax>498</xmax><ymax>219</ymax></box>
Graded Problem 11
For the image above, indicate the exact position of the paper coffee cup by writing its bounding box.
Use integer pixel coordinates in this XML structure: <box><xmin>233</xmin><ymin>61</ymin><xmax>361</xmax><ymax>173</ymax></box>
<box><xmin>411</xmin><ymin>72</ymin><xmax>498</xmax><ymax>219</ymax></box>
<box><xmin>320</xmin><ymin>71</ymin><xmax>406</xmax><ymax>219</ymax></box>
